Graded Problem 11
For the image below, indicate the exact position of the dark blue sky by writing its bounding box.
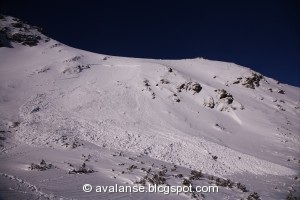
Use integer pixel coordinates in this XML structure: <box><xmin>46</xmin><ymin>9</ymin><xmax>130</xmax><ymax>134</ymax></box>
<box><xmin>1</xmin><ymin>0</ymin><xmax>300</xmax><ymax>86</ymax></box>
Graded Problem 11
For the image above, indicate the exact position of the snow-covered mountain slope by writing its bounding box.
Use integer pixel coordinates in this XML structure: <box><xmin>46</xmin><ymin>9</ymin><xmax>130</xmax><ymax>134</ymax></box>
<box><xmin>0</xmin><ymin>15</ymin><xmax>299</xmax><ymax>199</ymax></box>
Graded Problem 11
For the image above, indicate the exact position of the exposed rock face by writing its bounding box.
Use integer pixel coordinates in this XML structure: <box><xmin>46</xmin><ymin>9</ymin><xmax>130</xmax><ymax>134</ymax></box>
<box><xmin>177</xmin><ymin>82</ymin><xmax>202</xmax><ymax>94</ymax></box>
<box><xmin>9</xmin><ymin>33</ymin><xmax>41</xmax><ymax>46</ymax></box>
<box><xmin>233</xmin><ymin>73</ymin><xmax>264</xmax><ymax>89</ymax></box>
<box><xmin>0</xmin><ymin>15</ymin><xmax>46</xmax><ymax>47</ymax></box>
<box><xmin>241</xmin><ymin>73</ymin><xmax>264</xmax><ymax>89</ymax></box>
<box><xmin>215</xmin><ymin>89</ymin><xmax>234</xmax><ymax>104</ymax></box>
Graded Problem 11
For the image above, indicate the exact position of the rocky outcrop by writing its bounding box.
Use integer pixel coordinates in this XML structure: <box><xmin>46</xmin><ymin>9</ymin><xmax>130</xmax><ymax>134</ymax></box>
<box><xmin>215</xmin><ymin>89</ymin><xmax>234</xmax><ymax>104</ymax></box>
<box><xmin>177</xmin><ymin>82</ymin><xmax>202</xmax><ymax>94</ymax></box>
<box><xmin>233</xmin><ymin>73</ymin><xmax>264</xmax><ymax>89</ymax></box>
<box><xmin>0</xmin><ymin>15</ymin><xmax>46</xmax><ymax>47</ymax></box>
<box><xmin>9</xmin><ymin>33</ymin><xmax>41</xmax><ymax>46</ymax></box>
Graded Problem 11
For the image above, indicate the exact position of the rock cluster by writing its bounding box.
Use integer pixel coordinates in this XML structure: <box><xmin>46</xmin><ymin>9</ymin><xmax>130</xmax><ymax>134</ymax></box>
<box><xmin>215</xmin><ymin>89</ymin><xmax>234</xmax><ymax>104</ymax></box>
<box><xmin>0</xmin><ymin>16</ymin><xmax>45</xmax><ymax>47</ymax></box>
<box><xmin>177</xmin><ymin>82</ymin><xmax>202</xmax><ymax>94</ymax></box>
<box><xmin>233</xmin><ymin>73</ymin><xmax>264</xmax><ymax>89</ymax></box>
<box><xmin>29</xmin><ymin>160</ymin><xmax>53</xmax><ymax>171</ymax></box>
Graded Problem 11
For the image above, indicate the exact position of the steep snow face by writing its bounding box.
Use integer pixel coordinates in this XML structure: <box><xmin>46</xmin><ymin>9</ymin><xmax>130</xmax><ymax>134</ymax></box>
<box><xmin>0</xmin><ymin>15</ymin><xmax>299</xmax><ymax>199</ymax></box>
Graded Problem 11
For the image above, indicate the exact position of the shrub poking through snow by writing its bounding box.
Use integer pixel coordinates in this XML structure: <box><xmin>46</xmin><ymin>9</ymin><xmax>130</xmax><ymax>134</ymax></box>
<box><xmin>37</xmin><ymin>66</ymin><xmax>50</xmax><ymax>73</ymax></box>
<box><xmin>233</xmin><ymin>80</ymin><xmax>240</xmax><ymax>84</ymax></box>
<box><xmin>81</xmin><ymin>154</ymin><xmax>91</xmax><ymax>162</ymax></box>
<box><xmin>158</xmin><ymin>169</ymin><xmax>167</xmax><ymax>176</ymax></box>
<box><xmin>171</xmin><ymin>167</ymin><xmax>176</xmax><ymax>171</ymax></box>
<box><xmin>30</xmin><ymin>107</ymin><xmax>40</xmax><ymax>113</ymax></box>
<box><xmin>212</xmin><ymin>155</ymin><xmax>218</xmax><ymax>160</ymax></box>
<box><xmin>68</xmin><ymin>163</ymin><xmax>94</xmax><ymax>174</ymax></box>
<box><xmin>174</xmin><ymin>174</ymin><xmax>183</xmax><ymax>178</ymax></box>
<box><xmin>62</xmin><ymin>65</ymin><xmax>90</xmax><ymax>74</ymax></box>
<box><xmin>54</xmin><ymin>136</ymin><xmax>83</xmax><ymax>149</ymax></box>
<box><xmin>29</xmin><ymin>159</ymin><xmax>53</xmax><ymax>171</ymax></box>
<box><xmin>182</xmin><ymin>178</ymin><xmax>192</xmax><ymax>186</ymax></box>
<box><xmin>148</xmin><ymin>174</ymin><xmax>166</xmax><ymax>185</ymax></box>
<box><xmin>237</xmin><ymin>182</ymin><xmax>248</xmax><ymax>192</ymax></box>
<box><xmin>286</xmin><ymin>189</ymin><xmax>298</xmax><ymax>200</ymax></box>
<box><xmin>247</xmin><ymin>192</ymin><xmax>260</xmax><ymax>200</ymax></box>
<box><xmin>151</xmin><ymin>92</ymin><xmax>156</xmax><ymax>99</ymax></box>
<box><xmin>65</xmin><ymin>56</ymin><xmax>81</xmax><ymax>62</ymax></box>
<box><xmin>144</xmin><ymin>79</ymin><xmax>150</xmax><ymax>87</ymax></box>
<box><xmin>76</xmin><ymin>65</ymin><xmax>90</xmax><ymax>73</ymax></box>
<box><xmin>189</xmin><ymin>170</ymin><xmax>203</xmax><ymax>180</ymax></box>
<box><xmin>127</xmin><ymin>165</ymin><xmax>138</xmax><ymax>171</ymax></box>
<box><xmin>135</xmin><ymin>177</ymin><xmax>146</xmax><ymax>185</ymax></box>
<box><xmin>160</xmin><ymin>79</ymin><xmax>170</xmax><ymax>84</ymax></box>
<box><xmin>215</xmin><ymin>178</ymin><xmax>234</xmax><ymax>188</ymax></box>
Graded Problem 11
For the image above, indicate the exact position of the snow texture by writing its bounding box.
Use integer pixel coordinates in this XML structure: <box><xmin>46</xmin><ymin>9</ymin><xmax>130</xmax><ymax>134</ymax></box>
<box><xmin>0</xmin><ymin>15</ymin><xmax>299</xmax><ymax>200</ymax></box>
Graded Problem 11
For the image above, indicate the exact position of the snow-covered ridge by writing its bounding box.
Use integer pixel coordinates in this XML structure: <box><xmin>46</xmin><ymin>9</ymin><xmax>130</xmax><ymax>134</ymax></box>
<box><xmin>0</xmin><ymin>15</ymin><xmax>299</xmax><ymax>199</ymax></box>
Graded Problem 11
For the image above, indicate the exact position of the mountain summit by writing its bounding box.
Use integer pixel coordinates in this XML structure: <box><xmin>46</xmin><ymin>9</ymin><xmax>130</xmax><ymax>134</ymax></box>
<box><xmin>0</xmin><ymin>15</ymin><xmax>299</xmax><ymax>200</ymax></box>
